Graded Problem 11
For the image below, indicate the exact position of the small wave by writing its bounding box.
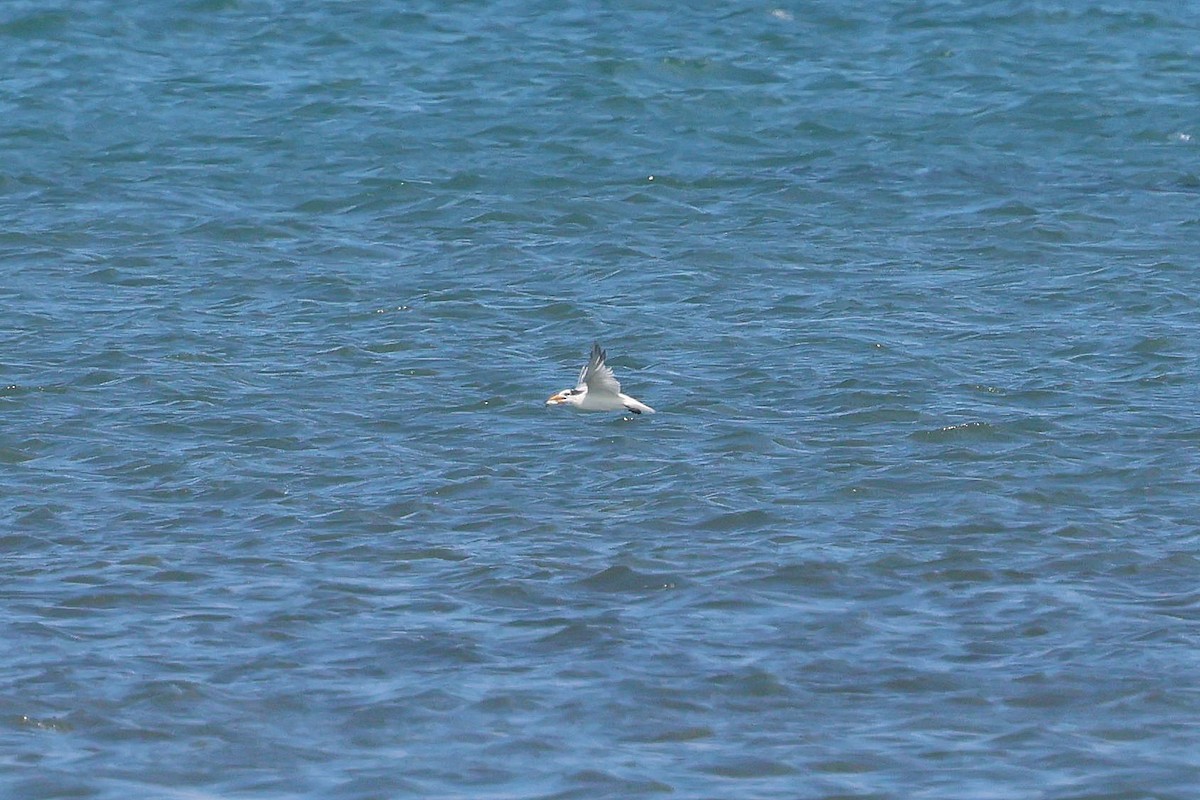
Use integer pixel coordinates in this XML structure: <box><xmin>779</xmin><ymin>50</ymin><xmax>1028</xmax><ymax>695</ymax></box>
<box><xmin>912</xmin><ymin>420</ymin><xmax>996</xmax><ymax>442</ymax></box>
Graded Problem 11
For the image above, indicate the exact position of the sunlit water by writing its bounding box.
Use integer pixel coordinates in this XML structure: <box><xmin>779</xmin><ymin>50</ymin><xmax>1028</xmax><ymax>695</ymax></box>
<box><xmin>3</xmin><ymin>2</ymin><xmax>1199</xmax><ymax>798</ymax></box>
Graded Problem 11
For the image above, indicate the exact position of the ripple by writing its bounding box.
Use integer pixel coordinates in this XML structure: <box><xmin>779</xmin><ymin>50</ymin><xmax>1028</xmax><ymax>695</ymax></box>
<box><xmin>574</xmin><ymin>565</ymin><xmax>681</xmax><ymax>593</ymax></box>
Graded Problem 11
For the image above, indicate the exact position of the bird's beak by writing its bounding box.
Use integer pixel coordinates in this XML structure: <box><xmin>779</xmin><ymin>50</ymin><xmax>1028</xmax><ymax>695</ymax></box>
<box><xmin>546</xmin><ymin>393</ymin><xmax>566</xmax><ymax>405</ymax></box>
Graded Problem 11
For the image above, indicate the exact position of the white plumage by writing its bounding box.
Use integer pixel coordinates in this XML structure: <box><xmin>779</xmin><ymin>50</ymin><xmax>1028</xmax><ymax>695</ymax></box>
<box><xmin>545</xmin><ymin>343</ymin><xmax>655</xmax><ymax>415</ymax></box>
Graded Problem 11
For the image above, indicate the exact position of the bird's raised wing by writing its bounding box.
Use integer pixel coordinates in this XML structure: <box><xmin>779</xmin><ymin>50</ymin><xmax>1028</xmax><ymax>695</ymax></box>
<box><xmin>577</xmin><ymin>342</ymin><xmax>621</xmax><ymax>397</ymax></box>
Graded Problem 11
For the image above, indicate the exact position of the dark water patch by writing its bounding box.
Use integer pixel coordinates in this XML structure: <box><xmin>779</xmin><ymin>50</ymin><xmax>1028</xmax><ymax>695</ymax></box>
<box><xmin>574</xmin><ymin>565</ymin><xmax>680</xmax><ymax>594</ymax></box>
<box><xmin>562</xmin><ymin>770</ymin><xmax>675</xmax><ymax>797</ymax></box>
<box><xmin>695</xmin><ymin>508</ymin><xmax>783</xmax><ymax>533</ymax></box>
<box><xmin>699</xmin><ymin>756</ymin><xmax>797</xmax><ymax>778</ymax></box>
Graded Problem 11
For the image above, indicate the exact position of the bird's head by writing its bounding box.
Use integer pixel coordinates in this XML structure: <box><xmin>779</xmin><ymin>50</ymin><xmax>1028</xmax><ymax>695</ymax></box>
<box><xmin>545</xmin><ymin>387</ymin><xmax>584</xmax><ymax>407</ymax></box>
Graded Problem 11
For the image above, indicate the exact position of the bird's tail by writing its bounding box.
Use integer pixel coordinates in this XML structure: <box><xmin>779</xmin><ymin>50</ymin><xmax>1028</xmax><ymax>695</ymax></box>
<box><xmin>622</xmin><ymin>396</ymin><xmax>655</xmax><ymax>415</ymax></box>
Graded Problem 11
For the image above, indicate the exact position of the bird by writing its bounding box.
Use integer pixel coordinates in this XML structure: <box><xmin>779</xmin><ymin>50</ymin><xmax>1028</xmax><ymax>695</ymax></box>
<box><xmin>546</xmin><ymin>343</ymin><xmax>655</xmax><ymax>415</ymax></box>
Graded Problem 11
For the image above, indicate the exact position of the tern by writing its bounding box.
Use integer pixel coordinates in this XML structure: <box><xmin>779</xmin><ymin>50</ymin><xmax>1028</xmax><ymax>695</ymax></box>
<box><xmin>546</xmin><ymin>343</ymin><xmax>655</xmax><ymax>415</ymax></box>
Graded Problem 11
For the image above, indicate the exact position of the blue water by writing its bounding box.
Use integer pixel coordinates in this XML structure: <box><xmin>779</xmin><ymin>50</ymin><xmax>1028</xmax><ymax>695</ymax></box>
<box><xmin>3</xmin><ymin>2</ymin><xmax>1199</xmax><ymax>798</ymax></box>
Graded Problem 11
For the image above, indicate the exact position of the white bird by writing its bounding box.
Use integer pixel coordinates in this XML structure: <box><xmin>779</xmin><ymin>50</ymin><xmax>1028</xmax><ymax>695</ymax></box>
<box><xmin>546</xmin><ymin>343</ymin><xmax>655</xmax><ymax>415</ymax></box>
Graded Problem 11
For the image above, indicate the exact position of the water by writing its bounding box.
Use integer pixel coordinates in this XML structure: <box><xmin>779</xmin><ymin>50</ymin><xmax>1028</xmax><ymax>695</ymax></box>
<box><xmin>3</xmin><ymin>2</ymin><xmax>1199</xmax><ymax>798</ymax></box>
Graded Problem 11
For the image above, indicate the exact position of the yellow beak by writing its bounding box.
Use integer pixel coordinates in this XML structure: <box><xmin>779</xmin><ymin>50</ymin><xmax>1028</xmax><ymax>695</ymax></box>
<box><xmin>546</xmin><ymin>393</ymin><xmax>567</xmax><ymax>405</ymax></box>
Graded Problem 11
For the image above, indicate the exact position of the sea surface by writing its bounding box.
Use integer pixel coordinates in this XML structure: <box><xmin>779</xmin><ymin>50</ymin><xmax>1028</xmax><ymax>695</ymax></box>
<box><xmin>2</xmin><ymin>2</ymin><xmax>1199</xmax><ymax>798</ymax></box>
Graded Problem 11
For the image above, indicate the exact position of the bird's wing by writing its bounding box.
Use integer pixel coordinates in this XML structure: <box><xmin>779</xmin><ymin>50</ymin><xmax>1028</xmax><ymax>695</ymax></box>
<box><xmin>578</xmin><ymin>342</ymin><xmax>621</xmax><ymax>396</ymax></box>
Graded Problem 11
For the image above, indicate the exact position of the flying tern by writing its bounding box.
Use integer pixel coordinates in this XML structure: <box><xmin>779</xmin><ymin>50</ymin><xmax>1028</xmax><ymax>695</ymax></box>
<box><xmin>546</xmin><ymin>343</ymin><xmax>655</xmax><ymax>415</ymax></box>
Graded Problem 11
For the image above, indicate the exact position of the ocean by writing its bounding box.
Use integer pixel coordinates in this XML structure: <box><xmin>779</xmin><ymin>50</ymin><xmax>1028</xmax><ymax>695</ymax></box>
<box><xmin>2</xmin><ymin>2</ymin><xmax>1198</xmax><ymax>798</ymax></box>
